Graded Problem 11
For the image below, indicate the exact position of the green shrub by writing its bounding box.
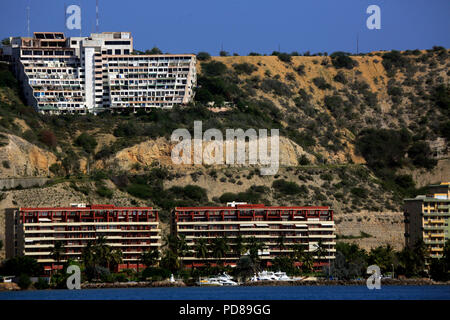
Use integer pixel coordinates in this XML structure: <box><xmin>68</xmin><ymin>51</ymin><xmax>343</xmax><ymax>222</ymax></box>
<box><xmin>127</xmin><ymin>183</ymin><xmax>153</xmax><ymax>199</ymax></box>
<box><xmin>260</xmin><ymin>79</ymin><xmax>292</xmax><ymax>96</ymax></box>
<box><xmin>272</xmin><ymin>179</ymin><xmax>306</xmax><ymax>195</ymax></box>
<box><xmin>382</xmin><ymin>50</ymin><xmax>410</xmax><ymax>73</ymax></box>
<box><xmin>407</xmin><ymin>141</ymin><xmax>436</xmax><ymax>169</ymax></box>
<box><xmin>75</xmin><ymin>132</ymin><xmax>97</xmax><ymax>153</ymax></box>
<box><xmin>295</xmin><ymin>65</ymin><xmax>306</xmax><ymax>76</ymax></box>
<box><xmin>275</xmin><ymin>52</ymin><xmax>292</xmax><ymax>63</ymax></box>
<box><xmin>196</xmin><ymin>52</ymin><xmax>211</xmax><ymax>61</ymax></box>
<box><xmin>312</xmin><ymin>77</ymin><xmax>331</xmax><ymax>90</ymax></box>
<box><xmin>34</xmin><ymin>277</ymin><xmax>50</xmax><ymax>290</ymax></box>
<box><xmin>233</xmin><ymin>63</ymin><xmax>257</xmax><ymax>75</ymax></box>
<box><xmin>330</xmin><ymin>52</ymin><xmax>358</xmax><ymax>69</ymax></box>
<box><xmin>351</xmin><ymin>187</ymin><xmax>368</xmax><ymax>198</ymax></box>
<box><xmin>18</xmin><ymin>274</ymin><xmax>32</xmax><ymax>290</ymax></box>
<box><xmin>333</xmin><ymin>71</ymin><xmax>347</xmax><ymax>84</ymax></box>
<box><xmin>298</xmin><ymin>154</ymin><xmax>310</xmax><ymax>166</ymax></box>
<box><xmin>201</xmin><ymin>61</ymin><xmax>227</xmax><ymax>77</ymax></box>
<box><xmin>2</xmin><ymin>160</ymin><xmax>10</xmax><ymax>169</ymax></box>
<box><xmin>96</xmin><ymin>182</ymin><xmax>113</xmax><ymax>198</ymax></box>
<box><xmin>356</xmin><ymin>128</ymin><xmax>412</xmax><ymax>170</ymax></box>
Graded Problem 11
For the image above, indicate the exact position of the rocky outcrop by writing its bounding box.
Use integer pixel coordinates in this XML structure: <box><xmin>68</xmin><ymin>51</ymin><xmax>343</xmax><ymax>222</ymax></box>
<box><xmin>96</xmin><ymin>136</ymin><xmax>315</xmax><ymax>171</ymax></box>
<box><xmin>0</xmin><ymin>133</ymin><xmax>57</xmax><ymax>178</ymax></box>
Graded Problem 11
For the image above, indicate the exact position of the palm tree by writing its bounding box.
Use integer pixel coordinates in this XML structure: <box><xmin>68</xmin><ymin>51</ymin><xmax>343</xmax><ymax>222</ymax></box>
<box><xmin>302</xmin><ymin>251</ymin><xmax>315</xmax><ymax>273</ymax></box>
<box><xmin>141</xmin><ymin>248</ymin><xmax>160</xmax><ymax>268</ymax></box>
<box><xmin>233</xmin><ymin>235</ymin><xmax>246</xmax><ymax>257</ymax></box>
<box><xmin>291</xmin><ymin>243</ymin><xmax>314</xmax><ymax>273</ymax></box>
<box><xmin>194</xmin><ymin>238</ymin><xmax>209</xmax><ymax>261</ymax></box>
<box><xmin>246</xmin><ymin>237</ymin><xmax>266</xmax><ymax>266</ymax></box>
<box><xmin>51</xmin><ymin>240</ymin><xmax>65</xmax><ymax>264</ymax></box>
<box><xmin>315</xmin><ymin>239</ymin><xmax>327</xmax><ymax>263</ymax></box>
<box><xmin>81</xmin><ymin>240</ymin><xmax>96</xmax><ymax>269</ymax></box>
<box><xmin>162</xmin><ymin>234</ymin><xmax>189</xmax><ymax>270</ymax></box>
<box><xmin>211</xmin><ymin>237</ymin><xmax>230</xmax><ymax>267</ymax></box>
<box><xmin>276</xmin><ymin>235</ymin><xmax>286</xmax><ymax>252</ymax></box>
<box><xmin>108</xmin><ymin>249</ymin><xmax>123</xmax><ymax>271</ymax></box>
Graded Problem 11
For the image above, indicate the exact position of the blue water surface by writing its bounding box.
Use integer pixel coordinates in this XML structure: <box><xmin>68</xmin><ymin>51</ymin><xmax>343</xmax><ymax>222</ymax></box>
<box><xmin>0</xmin><ymin>285</ymin><xmax>449</xmax><ymax>300</ymax></box>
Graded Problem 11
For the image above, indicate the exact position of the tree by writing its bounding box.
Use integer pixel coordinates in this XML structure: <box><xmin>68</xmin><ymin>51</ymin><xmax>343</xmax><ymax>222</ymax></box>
<box><xmin>272</xmin><ymin>256</ymin><xmax>295</xmax><ymax>274</ymax></box>
<box><xmin>235</xmin><ymin>255</ymin><xmax>256</xmax><ymax>282</ymax></box>
<box><xmin>246</xmin><ymin>237</ymin><xmax>266</xmax><ymax>266</ymax></box>
<box><xmin>276</xmin><ymin>235</ymin><xmax>286</xmax><ymax>252</ymax></box>
<box><xmin>75</xmin><ymin>133</ymin><xmax>97</xmax><ymax>154</ymax></box>
<box><xmin>219</xmin><ymin>50</ymin><xmax>229</xmax><ymax>57</ymax></box>
<box><xmin>314</xmin><ymin>239</ymin><xmax>327</xmax><ymax>264</ymax></box>
<box><xmin>18</xmin><ymin>274</ymin><xmax>32</xmax><ymax>290</ymax></box>
<box><xmin>368</xmin><ymin>245</ymin><xmax>395</xmax><ymax>274</ymax></box>
<box><xmin>197</xmin><ymin>52</ymin><xmax>211</xmax><ymax>61</ymax></box>
<box><xmin>211</xmin><ymin>237</ymin><xmax>230</xmax><ymax>267</ymax></box>
<box><xmin>330</xmin><ymin>242</ymin><xmax>368</xmax><ymax>280</ymax></box>
<box><xmin>161</xmin><ymin>234</ymin><xmax>188</xmax><ymax>271</ymax></box>
<box><xmin>38</xmin><ymin>130</ymin><xmax>57</xmax><ymax>148</ymax></box>
<box><xmin>301</xmin><ymin>251</ymin><xmax>315</xmax><ymax>273</ymax></box>
<box><xmin>194</xmin><ymin>238</ymin><xmax>209</xmax><ymax>261</ymax></box>
<box><xmin>51</xmin><ymin>241</ymin><xmax>65</xmax><ymax>265</ymax></box>
<box><xmin>0</xmin><ymin>256</ymin><xmax>41</xmax><ymax>276</ymax></box>
<box><xmin>81</xmin><ymin>236</ymin><xmax>123</xmax><ymax>277</ymax></box>
<box><xmin>233</xmin><ymin>235</ymin><xmax>246</xmax><ymax>257</ymax></box>
<box><xmin>141</xmin><ymin>248</ymin><xmax>160</xmax><ymax>268</ymax></box>
<box><xmin>145</xmin><ymin>47</ymin><xmax>162</xmax><ymax>55</ymax></box>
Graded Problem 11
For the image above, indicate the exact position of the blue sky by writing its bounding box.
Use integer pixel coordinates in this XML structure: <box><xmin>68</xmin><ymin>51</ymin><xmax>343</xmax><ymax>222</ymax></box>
<box><xmin>1</xmin><ymin>0</ymin><xmax>449</xmax><ymax>55</ymax></box>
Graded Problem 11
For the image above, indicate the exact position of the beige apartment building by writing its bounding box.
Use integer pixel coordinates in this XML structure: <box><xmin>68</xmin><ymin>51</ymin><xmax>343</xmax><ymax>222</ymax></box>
<box><xmin>5</xmin><ymin>204</ymin><xmax>161</xmax><ymax>273</ymax></box>
<box><xmin>172</xmin><ymin>203</ymin><xmax>336</xmax><ymax>269</ymax></box>
<box><xmin>404</xmin><ymin>182</ymin><xmax>450</xmax><ymax>262</ymax></box>
<box><xmin>2</xmin><ymin>32</ymin><xmax>196</xmax><ymax>114</ymax></box>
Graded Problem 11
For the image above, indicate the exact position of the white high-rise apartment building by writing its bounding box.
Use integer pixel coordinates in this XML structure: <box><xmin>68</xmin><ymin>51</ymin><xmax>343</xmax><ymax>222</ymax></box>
<box><xmin>4</xmin><ymin>32</ymin><xmax>196</xmax><ymax>114</ymax></box>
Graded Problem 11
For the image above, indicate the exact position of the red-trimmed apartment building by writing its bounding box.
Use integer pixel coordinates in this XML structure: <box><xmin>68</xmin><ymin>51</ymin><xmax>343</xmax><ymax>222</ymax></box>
<box><xmin>172</xmin><ymin>204</ymin><xmax>336</xmax><ymax>269</ymax></box>
<box><xmin>7</xmin><ymin>204</ymin><xmax>161</xmax><ymax>272</ymax></box>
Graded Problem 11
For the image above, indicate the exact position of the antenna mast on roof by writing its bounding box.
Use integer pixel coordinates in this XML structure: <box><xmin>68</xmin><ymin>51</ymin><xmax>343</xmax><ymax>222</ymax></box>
<box><xmin>96</xmin><ymin>0</ymin><xmax>99</xmax><ymax>33</ymax></box>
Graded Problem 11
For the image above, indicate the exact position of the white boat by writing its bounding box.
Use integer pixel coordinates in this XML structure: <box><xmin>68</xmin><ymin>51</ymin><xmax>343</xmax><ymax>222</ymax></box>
<box><xmin>257</xmin><ymin>271</ymin><xmax>278</xmax><ymax>281</ymax></box>
<box><xmin>215</xmin><ymin>273</ymin><xmax>238</xmax><ymax>286</ymax></box>
<box><xmin>197</xmin><ymin>277</ymin><xmax>223</xmax><ymax>286</ymax></box>
<box><xmin>220</xmin><ymin>278</ymin><xmax>238</xmax><ymax>286</ymax></box>
<box><xmin>197</xmin><ymin>273</ymin><xmax>238</xmax><ymax>286</ymax></box>
<box><xmin>274</xmin><ymin>271</ymin><xmax>292</xmax><ymax>281</ymax></box>
<box><xmin>249</xmin><ymin>271</ymin><xmax>293</xmax><ymax>282</ymax></box>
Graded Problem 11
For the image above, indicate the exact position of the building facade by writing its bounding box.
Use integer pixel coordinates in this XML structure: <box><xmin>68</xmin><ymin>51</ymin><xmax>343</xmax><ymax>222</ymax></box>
<box><xmin>172</xmin><ymin>204</ymin><xmax>336</xmax><ymax>269</ymax></box>
<box><xmin>3</xmin><ymin>32</ymin><xmax>196</xmax><ymax>114</ymax></box>
<box><xmin>6</xmin><ymin>204</ymin><xmax>161</xmax><ymax>272</ymax></box>
<box><xmin>404</xmin><ymin>182</ymin><xmax>450</xmax><ymax>262</ymax></box>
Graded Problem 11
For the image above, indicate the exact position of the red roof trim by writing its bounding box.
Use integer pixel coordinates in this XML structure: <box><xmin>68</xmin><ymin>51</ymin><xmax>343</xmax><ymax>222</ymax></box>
<box><xmin>175</xmin><ymin>205</ymin><xmax>330</xmax><ymax>211</ymax></box>
<box><xmin>20</xmin><ymin>205</ymin><xmax>154</xmax><ymax>211</ymax></box>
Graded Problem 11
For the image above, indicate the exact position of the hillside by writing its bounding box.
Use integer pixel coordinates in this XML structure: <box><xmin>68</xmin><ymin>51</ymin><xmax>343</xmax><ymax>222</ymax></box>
<box><xmin>0</xmin><ymin>48</ymin><xmax>449</xmax><ymax>252</ymax></box>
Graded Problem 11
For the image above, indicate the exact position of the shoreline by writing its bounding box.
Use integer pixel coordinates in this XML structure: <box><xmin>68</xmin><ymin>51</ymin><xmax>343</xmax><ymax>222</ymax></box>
<box><xmin>2</xmin><ymin>278</ymin><xmax>449</xmax><ymax>292</ymax></box>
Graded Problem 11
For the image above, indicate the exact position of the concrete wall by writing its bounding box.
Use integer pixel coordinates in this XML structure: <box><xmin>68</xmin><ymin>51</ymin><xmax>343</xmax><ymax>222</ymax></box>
<box><xmin>0</xmin><ymin>177</ymin><xmax>48</xmax><ymax>190</ymax></box>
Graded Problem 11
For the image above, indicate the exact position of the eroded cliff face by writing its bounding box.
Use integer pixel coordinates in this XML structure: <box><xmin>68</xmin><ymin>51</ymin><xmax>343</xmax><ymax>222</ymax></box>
<box><xmin>95</xmin><ymin>136</ymin><xmax>346</xmax><ymax>171</ymax></box>
<box><xmin>0</xmin><ymin>134</ymin><xmax>57</xmax><ymax>177</ymax></box>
